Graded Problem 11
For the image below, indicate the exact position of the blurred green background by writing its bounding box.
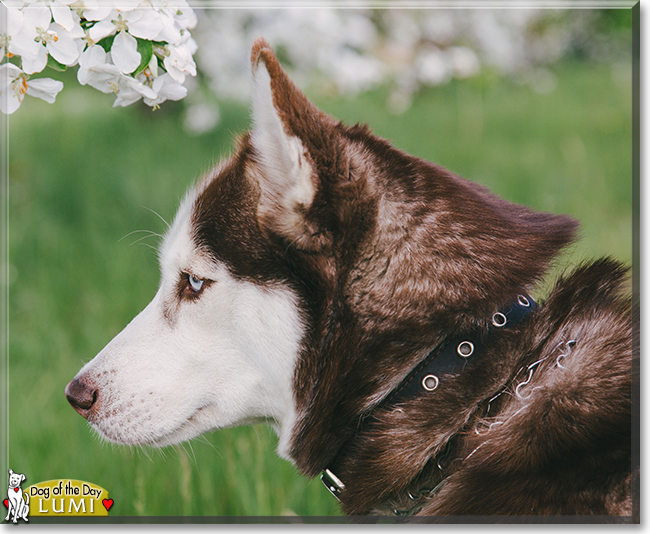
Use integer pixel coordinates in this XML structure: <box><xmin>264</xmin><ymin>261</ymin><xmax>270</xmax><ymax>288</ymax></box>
<box><xmin>5</xmin><ymin>23</ymin><xmax>632</xmax><ymax>519</ymax></box>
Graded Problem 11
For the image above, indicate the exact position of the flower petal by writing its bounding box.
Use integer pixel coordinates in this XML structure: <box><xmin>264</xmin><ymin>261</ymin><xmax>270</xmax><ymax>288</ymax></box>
<box><xmin>0</xmin><ymin>89</ymin><xmax>23</xmax><ymax>114</ymax></box>
<box><xmin>113</xmin><ymin>76</ymin><xmax>154</xmax><ymax>107</ymax></box>
<box><xmin>88</xmin><ymin>18</ymin><xmax>115</xmax><ymax>42</ymax></box>
<box><xmin>21</xmin><ymin>44</ymin><xmax>48</xmax><ymax>74</ymax></box>
<box><xmin>154</xmin><ymin>12</ymin><xmax>182</xmax><ymax>45</ymax></box>
<box><xmin>175</xmin><ymin>6</ymin><xmax>197</xmax><ymax>30</ymax></box>
<box><xmin>77</xmin><ymin>44</ymin><xmax>107</xmax><ymax>85</ymax></box>
<box><xmin>152</xmin><ymin>73</ymin><xmax>187</xmax><ymax>101</ymax></box>
<box><xmin>125</xmin><ymin>10</ymin><xmax>163</xmax><ymax>40</ymax></box>
<box><xmin>81</xmin><ymin>62</ymin><xmax>121</xmax><ymax>93</ymax></box>
<box><xmin>21</xmin><ymin>5</ymin><xmax>51</xmax><ymax>31</ymax></box>
<box><xmin>26</xmin><ymin>76</ymin><xmax>63</xmax><ymax>103</ymax></box>
<box><xmin>83</xmin><ymin>5</ymin><xmax>113</xmax><ymax>22</ymax></box>
<box><xmin>46</xmin><ymin>24</ymin><xmax>80</xmax><ymax>65</ymax></box>
<box><xmin>0</xmin><ymin>65</ymin><xmax>25</xmax><ymax>114</ymax></box>
<box><xmin>111</xmin><ymin>30</ymin><xmax>140</xmax><ymax>74</ymax></box>
<box><xmin>8</xmin><ymin>27</ymin><xmax>41</xmax><ymax>58</ymax></box>
<box><xmin>0</xmin><ymin>63</ymin><xmax>23</xmax><ymax>82</ymax></box>
<box><xmin>163</xmin><ymin>45</ymin><xmax>196</xmax><ymax>83</ymax></box>
<box><xmin>2</xmin><ymin>0</ymin><xmax>26</xmax><ymax>9</ymax></box>
<box><xmin>50</xmin><ymin>4</ymin><xmax>73</xmax><ymax>31</ymax></box>
<box><xmin>7</xmin><ymin>6</ymin><xmax>24</xmax><ymax>36</ymax></box>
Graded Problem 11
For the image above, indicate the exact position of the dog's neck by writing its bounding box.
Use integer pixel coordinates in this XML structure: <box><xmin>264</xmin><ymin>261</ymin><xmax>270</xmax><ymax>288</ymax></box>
<box><xmin>319</xmin><ymin>294</ymin><xmax>538</xmax><ymax>514</ymax></box>
<box><xmin>284</xmin><ymin>158</ymin><xmax>578</xmax><ymax>482</ymax></box>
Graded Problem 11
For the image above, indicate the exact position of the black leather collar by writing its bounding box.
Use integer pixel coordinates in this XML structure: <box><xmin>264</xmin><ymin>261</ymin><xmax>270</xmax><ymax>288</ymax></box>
<box><xmin>321</xmin><ymin>294</ymin><xmax>538</xmax><ymax>500</ymax></box>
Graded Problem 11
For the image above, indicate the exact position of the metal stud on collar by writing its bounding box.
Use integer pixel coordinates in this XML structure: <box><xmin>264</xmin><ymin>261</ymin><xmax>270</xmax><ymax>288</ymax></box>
<box><xmin>422</xmin><ymin>374</ymin><xmax>439</xmax><ymax>391</ymax></box>
<box><xmin>457</xmin><ymin>341</ymin><xmax>474</xmax><ymax>358</ymax></box>
<box><xmin>492</xmin><ymin>312</ymin><xmax>507</xmax><ymax>327</ymax></box>
<box><xmin>517</xmin><ymin>295</ymin><xmax>531</xmax><ymax>307</ymax></box>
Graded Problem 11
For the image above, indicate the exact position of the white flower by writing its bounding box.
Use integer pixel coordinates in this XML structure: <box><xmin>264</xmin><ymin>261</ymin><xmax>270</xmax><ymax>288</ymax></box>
<box><xmin>111</xmin><ymin>30</ymin><xmax>141</xmax><ymax>74</ymax></box>
<box><xmin>77</xmin><ymin>58</ymin><xmax>156</xmax><ymax>107</ymax></box>
<box><xmin>87</xmin><ymin>7</ymin><xmax>163</xmax><ymax>42</ymax></box>
<box><xmin>153</xmin><ymin>2</ymin><xmax>197</xmax><ymax>46</ymax></box>
<box><xmin>8</xmin><ymin>5</ymin><xmax>49</xmax><ymax>73</ymax></box>
<box><xmin>170</xmin><ymin>2</ymin><xmax>197</xmax><ymax>30</ymax></box>
<box><xmin>76</xmin><ymin>42</ymin><xmax>107</xmax><ymax>85</ymax></box>
<box><xmin>0</xmin><ymin>0</ymin><xmax>198</xmax><ymax>113</ymax></box>
<box><xmin>27</xmin><ymin>0</ymin><xmax>76</xmax><ymax>31</ymax></box>
<box><xmin>79</xmin><ymin>2</ymin><xmax>112</xmax><ymax>23</ymax></box>
<box><xmin>0</xmin><ymin>63</ymin><xmax>63</xmax><ymax>113</ymax></box>
<box><xmin>44</xmin><ymin>20</ymin><xmax>83</xmax><ymax>64</ymax></box>
<box><xmin>142</xmin><ymin>72</ymin><xmax>186</xmax><ymax>108</ymax></box>
<box><xmin>85</xmin><ymin>8</ymin><xmax>165</xmax><ymax>74</ymax></box>
<box><xmin>77</xmin><ymin>59</ymin><xmax>120</xmax><ymax>92</ymax></box>
<box><xmin>10</xmin><ymin>5</ymin><xmax>81</xmax><ymax>73</ymax></box>
<box><xmin>0</xmin><ymin>4</ymin><xmax>24</xmax><ymax>62</ymax></box>
<box><xmin>112</xmin><ymin>74</ymin><xmax>156</xmax><ymax>107</ymax></box>
<box><xmin>23</xmin><ymin>73</ymin><xmax>63</xmax><ymax>101</ymax></box>
<box><xmin>163</xmin><ymin>43</ymin><xmax>195</xmax><ymax>83</ymax></box>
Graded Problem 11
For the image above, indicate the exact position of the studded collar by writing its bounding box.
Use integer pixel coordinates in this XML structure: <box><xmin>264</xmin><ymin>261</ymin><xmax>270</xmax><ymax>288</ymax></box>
<box><xmin>321</xmin><ymin>294</ymin><xmax>538</xmax><ymax>501</ymax></box>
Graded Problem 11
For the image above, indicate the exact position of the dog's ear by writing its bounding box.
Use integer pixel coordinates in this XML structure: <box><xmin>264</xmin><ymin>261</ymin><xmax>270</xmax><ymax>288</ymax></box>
<box><xmin>249</xmin><ymin>38</ymin><xmax>338</xmax><ymax>250</ymax></box>
<box><xmin>8</xmin><ymin>469</ymin><xmax>13</xmax><ymax>476</ymax></box>
<box><xmin>19</xmin><ymin>474</ymin><xmax>25</xmax><ymax>483</ymax></box>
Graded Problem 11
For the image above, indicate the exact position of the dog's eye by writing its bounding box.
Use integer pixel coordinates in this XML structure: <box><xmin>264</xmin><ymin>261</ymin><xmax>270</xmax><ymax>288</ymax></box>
<box><xmin>188</xmin><ymin>274</ymin><xmax>204</xmax><ymax>293</ymax></box>
<box><xmin>179</xmin><ymin>272</ymin><xmax>210</xmax><ymax>301</ymax></box>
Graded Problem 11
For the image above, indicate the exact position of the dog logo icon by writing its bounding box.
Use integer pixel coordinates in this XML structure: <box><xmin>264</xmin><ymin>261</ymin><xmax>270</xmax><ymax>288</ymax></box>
<box><xmin>4</xmin><ymin>469</ymin><xmax>30</xmax><ymax>523</ymax></box>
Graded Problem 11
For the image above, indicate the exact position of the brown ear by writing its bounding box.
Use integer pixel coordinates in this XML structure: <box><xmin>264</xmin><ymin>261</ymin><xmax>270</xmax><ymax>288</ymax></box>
<box><xmin>249</xmin><ymin>38</ymin><xmax>337</xmax><ymax>250</ymax></box>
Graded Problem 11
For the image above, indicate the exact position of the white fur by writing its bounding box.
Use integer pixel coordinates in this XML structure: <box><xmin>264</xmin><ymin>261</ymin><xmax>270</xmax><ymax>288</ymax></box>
<box><xmin>74</xmin><ymin>189</ymin><xmax>304</xmax><ymax>455</ymax></box>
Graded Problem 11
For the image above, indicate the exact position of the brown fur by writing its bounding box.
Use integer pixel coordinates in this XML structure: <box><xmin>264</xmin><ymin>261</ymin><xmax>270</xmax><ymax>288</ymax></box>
<box><xmin>194</xmin><ymin>39</ymin><xmax>635</xmax><ymax>518</ymax></box>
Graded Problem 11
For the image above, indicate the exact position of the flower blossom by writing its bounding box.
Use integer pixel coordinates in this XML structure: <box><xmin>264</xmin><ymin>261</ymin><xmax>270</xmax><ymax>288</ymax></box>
<box><xmin>0</xmin><ymin>5</ymin><xmax>24</xmax><ymax>62</ymax></box>
<box><xmin>0</xmin><ymin>1</ymin><xmax>198</xmax><ymax>113</ymax></box>
<box><xmin>162</xmin><ymin>40</ymin><xmax>196</xmax><ymax>83</ymax></box>
<box><xmin>0</xmin><ymin>63</ymin><xmax>63</xmax><ymax>113</ymax></box>
<box><xmin>9</xmin><ymin>4</ymin><xmax>82</xmax><ymax>74</ymax></box>
<box><xmin>85</xmin><ymin>6</ymin><xmax>164</xmax><ymax>74</ymax></box>
<box><xmin>76</xmin><ymin>46</ymin><xmax>156</xmax><ymax>106</ymax></box>
<box><xmin>141</xmin><ymin>72</ymin><xmax>187</xmax><ymax>108</ymax></box>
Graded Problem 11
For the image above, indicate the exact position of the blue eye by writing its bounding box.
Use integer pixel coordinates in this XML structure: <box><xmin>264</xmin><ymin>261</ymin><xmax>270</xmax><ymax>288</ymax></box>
<box><xmin>188</xmin><ymin>274</ymin><xmax>204</xmax><ymax>293</ymax></box>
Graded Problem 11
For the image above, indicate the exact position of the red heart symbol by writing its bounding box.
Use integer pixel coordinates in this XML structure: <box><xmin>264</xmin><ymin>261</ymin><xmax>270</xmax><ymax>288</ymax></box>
<box><xmin>102</xmin><ymin>498</ymin><xmax>114</xmax><ymax>512</ymax></box>
<box><xmin>3</xmin><ymin>498</ymin><xmax>7</xmax><ymax>508</ymax></box>
<box><xmin>14</xmin><ymin>488</ymin><xmax>19</xmax><ymax>492</ymax></box>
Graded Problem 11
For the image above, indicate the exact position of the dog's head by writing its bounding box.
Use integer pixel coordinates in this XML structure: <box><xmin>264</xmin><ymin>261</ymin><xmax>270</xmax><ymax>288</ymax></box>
<box><xmin>66</xmin><ymin>39</ymin><xmax>577</xmax><ymax>474</ymax></box>
<box><xmin>8</xmin><ymin>470</ymin><xmax>25</xmax><ymax>489</ymax></box>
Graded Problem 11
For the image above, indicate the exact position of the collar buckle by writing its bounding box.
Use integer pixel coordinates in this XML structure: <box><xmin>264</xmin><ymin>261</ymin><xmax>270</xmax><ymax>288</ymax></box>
<box><xmin>320</xmin><ymin>468</ymin><xmax>345</xmax><ymax>501</ymax></box>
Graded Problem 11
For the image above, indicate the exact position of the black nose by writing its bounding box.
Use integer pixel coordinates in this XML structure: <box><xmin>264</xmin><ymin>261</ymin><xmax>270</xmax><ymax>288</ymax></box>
<box><xmin>65</xmin><ymin>378</ymin><xmax>97</xmax><ymax>418</ymax></box>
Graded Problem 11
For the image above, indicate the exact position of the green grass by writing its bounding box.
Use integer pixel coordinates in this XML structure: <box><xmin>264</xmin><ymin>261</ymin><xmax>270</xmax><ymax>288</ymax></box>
<box><xmin>5</xmin><ymin>59</ymin><xmax>632</xmax><ymax>518</ymax></box>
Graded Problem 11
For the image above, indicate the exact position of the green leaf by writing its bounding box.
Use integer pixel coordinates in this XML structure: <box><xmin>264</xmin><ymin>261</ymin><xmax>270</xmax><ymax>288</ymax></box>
<box><xmin>156</xmin><ymin>55</ymin><xmax>166</xmax><ymax>73</ymax></box>
<box><xmin>80</xmin><ymin>19</ymin><xmax>97</xmax><ymax>31</ymax></box>
<box><xmin>96</xmin><ymin>35</ymin><xmax>115</xmax><ymax>53</ymax></box>
<box><xmin>46</xmin><ymin>55</ymin><xmax>67</xmax><ymax>72</ymax></box>
<box><xmin>134</xmin><ymin>38</ymin><xmax>153</xmax><ymax>76</ymax></box>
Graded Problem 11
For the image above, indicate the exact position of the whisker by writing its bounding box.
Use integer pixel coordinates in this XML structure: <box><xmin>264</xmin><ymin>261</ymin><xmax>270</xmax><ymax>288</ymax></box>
<box><xmin>140</xmin><ymin>205</ymin><xmax>171</xmax><ymax>230</ymax></box>
<box><xmin>138</xmin><ymin>243</ymin><xmax>160</xmax><ymax>253</ymax></box>
<box><xmin>127</xmin><ymin>233</ymin><xmax>162</xmax><ymax>247</ymax></box>
<box><xmin>118</xmin><ymin>229</ymin><xmax>163</xmax><ymax>243</ymax></box>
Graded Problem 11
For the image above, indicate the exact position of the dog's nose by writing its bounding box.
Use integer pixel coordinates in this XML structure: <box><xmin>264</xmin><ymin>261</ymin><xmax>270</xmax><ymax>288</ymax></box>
<box><xmin>65</xmin><ymin>378</ymin><xmax>97</xmax><ymax>418</ymax></box>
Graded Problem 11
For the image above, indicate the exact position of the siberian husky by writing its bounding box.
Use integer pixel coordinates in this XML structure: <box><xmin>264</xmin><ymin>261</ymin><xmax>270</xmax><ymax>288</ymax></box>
<box><xmin>66</xmin><ymin>38</ymin><xmax>634</xmax><ymax>517</ymax></box>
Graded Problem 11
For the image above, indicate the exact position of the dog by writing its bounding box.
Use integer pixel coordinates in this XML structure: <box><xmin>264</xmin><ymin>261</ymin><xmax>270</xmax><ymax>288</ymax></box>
<box><xmin>5</xmin><ymin>469</ymin><xmax>29</xmax><ymax>523</ymax></box>
<box><xmin>65</xmin><ymin>38</ymin><xmax>634</xmax><ymax>517</ymax></box>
